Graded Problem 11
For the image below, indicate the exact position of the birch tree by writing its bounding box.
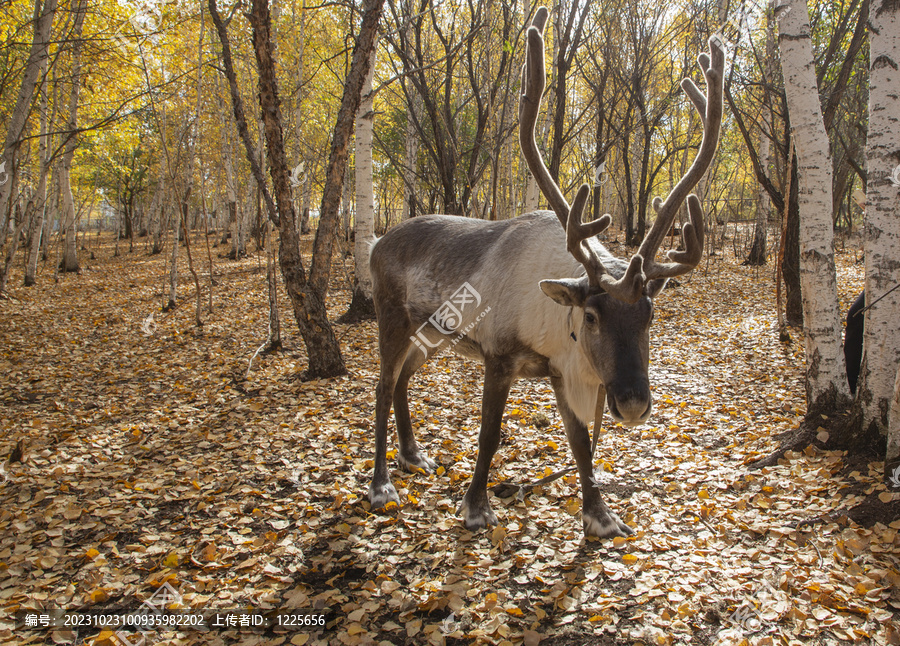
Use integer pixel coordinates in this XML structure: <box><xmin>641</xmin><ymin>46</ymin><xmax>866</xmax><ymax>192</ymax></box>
<box><xmin>400</xmin><ymin>95</ymin><xmax>419</xmax><ymax>221</ymax></box>
<box><xmin>0</xmin><ymin>0</ymin><xmax>57</xmax><ymax>292</ymax></box>
<box><xmin>745</xmin><ymin>13</ymin><xmax>776</xmax><ymax>267</ymax></box>
<box><xmin>858</xmin><ymin>0</ymin><xmax>900</xmax><ymax>475</ymax></box>
<box><xmin>341</xmin><ymin>45</ymin><xmax>377</xmax><ymax>322</ymax></box>
<box><xmin>58</xmin><ymin>0</ymin><xmax>88</xmax><ymax>273</ymax></box>
<box><xmin>23</xmin><ymin>51</ymin><xmax>52</xmax><ymax>287</ymax></box>
<box><xmin>243</xmin><ymin>0</ymin><xmax>383</xmax><ymax>378</ymax></box>
<box><xmin>776</xmin><ymin>0</ymin><xmax>848</xmax><ymax>410</ymax></box>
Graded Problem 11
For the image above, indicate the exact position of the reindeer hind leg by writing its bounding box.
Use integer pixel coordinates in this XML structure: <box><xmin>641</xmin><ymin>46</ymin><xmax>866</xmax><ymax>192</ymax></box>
<box><xmin>395</xmin><ymin>346</ymin><xmax>439</xmax><ymax>474</ymax></box>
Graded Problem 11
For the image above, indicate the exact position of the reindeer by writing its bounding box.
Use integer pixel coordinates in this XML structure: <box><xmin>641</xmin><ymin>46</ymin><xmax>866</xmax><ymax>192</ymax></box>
<box><xmin>367</xmin><ymin>8</ymin><xmax>724</xmax><ymax>538</ymax></box>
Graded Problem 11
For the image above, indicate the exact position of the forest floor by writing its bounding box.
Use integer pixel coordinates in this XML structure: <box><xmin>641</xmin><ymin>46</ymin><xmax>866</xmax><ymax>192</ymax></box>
<box><xmin>0</xmin><ymin>230</ymin><xmax>898</xmax><ymax>646</ymax></box>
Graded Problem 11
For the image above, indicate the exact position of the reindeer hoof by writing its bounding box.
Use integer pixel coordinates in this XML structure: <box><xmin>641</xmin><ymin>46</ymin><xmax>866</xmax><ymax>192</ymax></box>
<box><xmin>398</xmin><ymin>452</ymin><xmax>437</xmax><ymax>474</ymax></box>
<box><xmin>368</xmin><ymin>481</ymin><xmax>400</xmax><ymax>509</ymax></box>
<box><xmin>457</xmin><ymin>498</ymin><xmax>498</xmax><ymax>531</ymax></box>
<box><xmin>583</xmin><ymin>509</ymin><xmax>634</xmax><ymax>538</ymax></box>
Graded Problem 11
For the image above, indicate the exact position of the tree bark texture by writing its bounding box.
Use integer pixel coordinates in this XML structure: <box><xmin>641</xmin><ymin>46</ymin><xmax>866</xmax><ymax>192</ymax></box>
<box><xmin>859</xmin><ymin>0</ymin><xmax>900</xmax><ymax>464</ymax></box>
<box><xmin>0</xmin><ymin>0</ymin><xmax>57</xmax><ymax>229</ymax></box>
<box><xmin>343</xmin><ymin>44</ymin><xmax>377</xmax><ymax>322</ymax></box>
<box><xmin>778</xmin><ymin>0</ymin><xmax>849</xmax><ymax>410</ymax></box>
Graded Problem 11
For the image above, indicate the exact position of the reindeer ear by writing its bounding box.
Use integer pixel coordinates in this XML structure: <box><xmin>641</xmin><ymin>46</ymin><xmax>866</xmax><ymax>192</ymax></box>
<box><xmin>540</xmin><ymin>278</ymin><xmax>589</xmax><ymax>308</ymax></box>
<box><xmin>646</xmin><ymin>278</ymin><xmax>668</xmax><ymax>299</ymax></box>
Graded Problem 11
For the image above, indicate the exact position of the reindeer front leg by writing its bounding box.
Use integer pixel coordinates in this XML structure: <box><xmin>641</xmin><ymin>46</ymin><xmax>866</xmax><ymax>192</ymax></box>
<box><xmin>458</xmin><ymin>356</ymin><xmax>515</xmax><ymax>530</ymax></box>
<box><xmin>551</xmin><ymin>377</ymin><xmax>633</xmax><ymax>538</ymax></box>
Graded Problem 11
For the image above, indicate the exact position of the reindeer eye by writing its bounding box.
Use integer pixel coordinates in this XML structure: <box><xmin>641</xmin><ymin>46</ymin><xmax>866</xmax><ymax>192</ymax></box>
<box><xmin>584</xmin><ymin>312</ymin><xmax>598</xmax><ymax>326</ymax></box>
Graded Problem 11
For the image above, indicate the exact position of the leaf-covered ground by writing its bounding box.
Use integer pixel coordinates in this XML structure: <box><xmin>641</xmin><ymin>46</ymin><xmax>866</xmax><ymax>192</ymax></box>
<box><xmin>1</xmin><ymin>232</ymin><xmax>898</xmax><ymax>646</ymax></box>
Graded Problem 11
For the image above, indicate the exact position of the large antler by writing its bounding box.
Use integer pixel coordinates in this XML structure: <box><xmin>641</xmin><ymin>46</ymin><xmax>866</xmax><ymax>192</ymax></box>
<box><xmin>519</xmin><ymin>8</ymin><xmax>724</xmax><ymax>303</ymax></box>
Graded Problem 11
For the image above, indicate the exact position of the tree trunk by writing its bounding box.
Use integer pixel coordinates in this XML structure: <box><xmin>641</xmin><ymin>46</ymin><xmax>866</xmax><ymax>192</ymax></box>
<box><xmin>745</xmin><ymin>131</ymin><xmax>769</xmax><ymax>265</ymax></box>
<box><xmin>223</xmin><ymin>126</ymin><xmax>243</xmax><ymax>259</ymax></box>
<box><xmin>23</xmin><ymin>193</ymin><xmax>46</xmax><ymax>286</ymax></box>
<box><xmin>783</xmin><ymin>148</ymin><xmax>803</xmax><ymax>326</ymax></box>
<box><xmin>300</xmin><ymin>176</ymin><xmax>311</xmax><ymax>234</ymax></box>
<box><xmin>265</xmin><ymin>220</ymin><xmax>282</xmax><ymax>350</ymax></box>
<box><xmin>0</xmin><ymin>0</ymin><xmax>57</xmax><ymax>229</ymax></box>
<box><xmin>40</xmin><ymin>195</ymin><xmax>51</xmax><ymax>261</ymax></box>
<box><xmin>123</xmin><ymin>208</ymin><xmax>134</xmax><ymax>241</ymax></box>
<box><xmin>850</xmin><ymin>0</ymin><xmax>900</xmax><ymax>470</ymax></box>
<box><xmin>58</xmin><ymin>0</ymin><xmax>87</xmax><ymax>274</ymax></box>
<box><xmin>166</xmin><ymin>210</ymin><xmax>179</xmax><ymax>311</ymax></box>
<box><xmin>1</xmin><ymin>201</ymin><xmax>29</xmax><ymax>294</ymax></box>
<box><xmin>152</xmin><ymin>202</ymin><xmax>164</xmax><ymax>255</ymax></box>
<box><xmin>341</xmin><ymin>44</ymin><xmax>377</xmax><ymax>323</ymax></box>
<box><xmin>183</xmin><ymin>15</ymin><xmax>206</xmax><ymax>328</ymax></box>
<box><xmin>400</xmin><ymin>93</ymin><xmax>419</xmax><ymax>222</ymax></box>
<box><xmin>208</xmin><ymin>0</ymin><xmax>278</xmax><ymax>226</ymax></box>
<box><xmin>59</xmin><ymin>166</ymin><xmax>79</xmax><ymax>273</ymax></box>
<box><xmin>290</xmin><ymin>0</ymin><xmax>309</xmax><ymax>235</ymax></box>
<box><xmin>247</xmin><ymin>0</ymin><xmax>382</xmax><ymax>378</ymax></box>
<box><xmin>778</xmin><ymin>0</ymin><xmax>849</xmax><ymax>411</ymax></box>
<box><xmin>340</xmin><ymin>167</ymin><xmax>353</xmax><ymax>242</ymax></box>
<box><xmin>180</xmin><ymin>202</ymin><xmax>203</xmax><ymax>327</ymax></box>
<box><xmin>889</xmin><ymin>363</ymin><xmax>900</xmax><ymax>477</ymax></box>
<box><xmin>24</xmin><ymin>58</ymin><xmax>51</xmax><ymax>287</ymax></box>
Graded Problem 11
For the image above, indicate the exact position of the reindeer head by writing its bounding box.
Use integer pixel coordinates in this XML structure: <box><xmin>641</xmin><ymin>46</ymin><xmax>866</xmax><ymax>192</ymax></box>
<box><xmin>520</xmin><ymin>7</ymin><xmax>724</xmax><ymax>425</ymax></box>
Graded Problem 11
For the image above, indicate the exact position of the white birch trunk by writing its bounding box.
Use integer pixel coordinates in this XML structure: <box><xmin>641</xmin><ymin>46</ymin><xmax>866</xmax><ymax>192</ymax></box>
<box><xmin>400</xmin><ymin>96</ymin><xmax>419</xmax><ymax>222</ymax></box>
<box><xmin>889</xmin><ymin>366</ymin><xmax>900</xmax><ymax>472</ymax></box>
<box><xmin>24</xmin><ymin>56</ymin><xmax>51</xmax><ymax>286</ymax></box>
<box><xmin>353</xmin><ymin>46</ymin><xmax>377</xmax><ymax>299</ymax></box>
<box><xmin>777</xmin><ymin>0</ymin><xmax>848</xmax><ymax>408</ymax></box>
<box><xmin>0</xmin><ymin>0</ymin><xmax>57</xmax><ymax>229</ymax></box>
<box><xmin>59</xmin><ymin>0</ymin><xmax>87</xmax><ymax>273</ymax></box>
<box><xmin>861</xmin><ymin>0</ymin><xmax>900</xmax><ymax>460</ymax></box>
<box><xmin>341</xmin><ymin>171</ymin><xmax>352</xmax><ymax>240</ymax></box>
<box><xmin>292</xmin><ymin>0</ymin><xmax>306</xmax><ymax>229</ymax></box>
<box><xmin>523</xmin><ymin>172</ymin><xmax>541</xmax><ymax>213</ymax></box>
